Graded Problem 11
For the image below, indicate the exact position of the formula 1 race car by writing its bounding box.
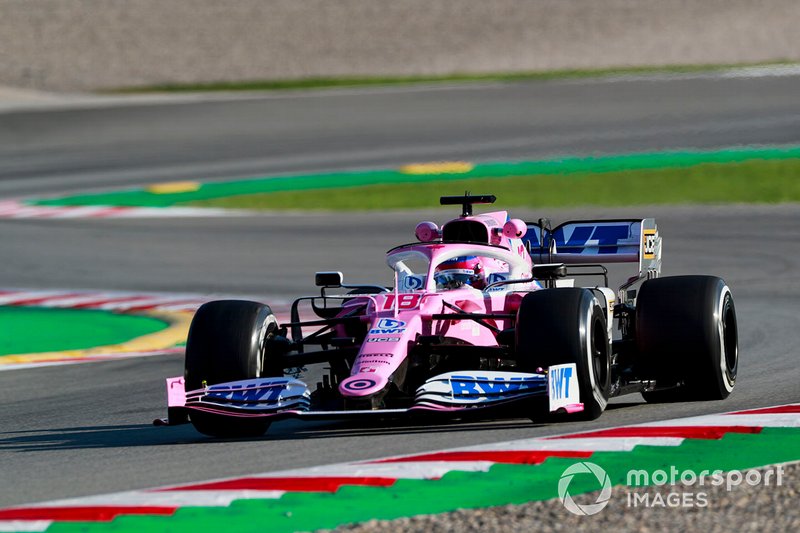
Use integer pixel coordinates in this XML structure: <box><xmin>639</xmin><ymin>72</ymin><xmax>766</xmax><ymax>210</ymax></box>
<box><xmin>158</xmin><ymin>195</ymin><xmax>738</xmax><ymax>437</ymax></box>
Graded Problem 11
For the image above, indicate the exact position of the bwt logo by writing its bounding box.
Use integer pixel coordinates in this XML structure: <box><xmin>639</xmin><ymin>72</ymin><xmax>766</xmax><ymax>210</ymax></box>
<box><xmin>549</xmin><ymin>366</ymin><xmax>573</xmax><ymax>399</ymax></box>
<box><xmin>377</xmin><ymin>318</ymin><xmax>405</xmax><ymax>328</ymax></box>
<box><xmin>403</xmin><ymin>277</ymin><xmax>424</xmax><ymax>290</ymax></box>
<box><xmin>369</xmin><ymin>318</ymin><xmax>407</xmax><ymax>335</ymax></box>
<box><xmin>207</xmin><ymin>385</ymin><xmax>283</xmax><ymax>403</ymax></box>
<box><xmin>450</xmin><ymin>376</ymin><xmax>529</xmax><ymax>396</ymax></box>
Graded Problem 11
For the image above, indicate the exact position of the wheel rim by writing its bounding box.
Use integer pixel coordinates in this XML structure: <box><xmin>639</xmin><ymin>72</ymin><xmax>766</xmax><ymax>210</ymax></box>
<box><xmin>256</xmin><ymin>314</ymin><xmax>278</xmax><ymax>378</ymax></box>
<box><xmin>722</xmin><ymin>296</ymin><xmax>738</xmax><ymax>375</ymax></box>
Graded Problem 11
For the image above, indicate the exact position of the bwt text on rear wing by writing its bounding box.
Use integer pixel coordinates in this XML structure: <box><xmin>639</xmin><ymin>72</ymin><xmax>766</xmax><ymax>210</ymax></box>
<box><xmin>523</xmin><ymin>218</ymin><xmax>662</xmax><ymax>279</ymax></box>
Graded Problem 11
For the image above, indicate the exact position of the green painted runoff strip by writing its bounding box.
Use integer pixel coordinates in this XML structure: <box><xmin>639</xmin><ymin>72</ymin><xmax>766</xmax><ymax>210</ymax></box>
<box><xmin>44</xmin><ymin>427</ymin><xmax>800</xmax><ymax>533</ymax></box>
<box><xmin>0</xmin><ymin>307</ymin><xmax>168</xmax><ymax>356</ymax></box>
<box><xmin>28</xmin><ymin>145</ymin><xmax>800</xmax><ymax>208</ymax></box>
<box><xmin>190</xmin><ymin>159</ymin><xmax>800</xmax><ymax>210</ymax></box>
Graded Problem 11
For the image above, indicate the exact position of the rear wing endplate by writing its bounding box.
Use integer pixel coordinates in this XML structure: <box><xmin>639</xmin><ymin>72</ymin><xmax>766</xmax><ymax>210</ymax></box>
<box><xmin>523</xmin><ymin>219</ymin><xmax>661</xmax><ymax>277</ymax></box>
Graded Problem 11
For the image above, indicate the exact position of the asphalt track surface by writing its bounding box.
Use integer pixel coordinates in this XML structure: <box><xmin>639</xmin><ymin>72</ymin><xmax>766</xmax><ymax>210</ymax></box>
<box><xmin>0</xmin><ymin>73</ymin><xmax>799</xmax><ymax>507</ymax></box>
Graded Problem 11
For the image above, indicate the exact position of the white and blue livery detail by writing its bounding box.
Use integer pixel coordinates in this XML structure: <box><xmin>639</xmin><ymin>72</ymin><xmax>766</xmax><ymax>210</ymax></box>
<box><xmin>189</xmin><ymin>377</ymin><xmax>311</xmax><ymax>413</ymax></box>
<box><xmin>524</xmin><ymin>219</ymin><xmax>660</xmax><ymax>275</ymax></box>
<box><xmin>547</xmin><ymin>363</ymin><xmax>580</xmax><ymax>412</ymax></box>
<box><xmin>415</xmin><ymin>371</ymin><xmax>547</xmax><ymax>406</ymax></box>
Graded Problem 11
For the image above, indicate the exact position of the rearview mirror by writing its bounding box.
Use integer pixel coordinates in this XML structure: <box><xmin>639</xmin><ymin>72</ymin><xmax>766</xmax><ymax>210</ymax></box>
<box><xmin>315</xmin><ymin>271</ymin><xmax>343</xmax><ymax>288</ymax></box>
<box><xmin>531</xmin><ymin>263</ymin><xmax>567</xmax><ymax>280</ymax></box>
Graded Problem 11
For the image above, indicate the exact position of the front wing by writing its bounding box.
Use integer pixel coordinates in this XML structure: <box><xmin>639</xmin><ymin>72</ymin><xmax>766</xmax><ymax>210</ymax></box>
<box><xmin>156</xmin><ymin>365</ymin><xmax>582</xmax><ymax>426</ymax></box>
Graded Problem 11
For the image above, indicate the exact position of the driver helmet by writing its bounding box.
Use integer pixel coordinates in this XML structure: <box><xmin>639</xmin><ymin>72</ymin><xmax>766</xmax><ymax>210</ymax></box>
<box><xmin>434</xmin><ymin>256</ymin><xmax>485</xmax><ymax>290</ymax></box>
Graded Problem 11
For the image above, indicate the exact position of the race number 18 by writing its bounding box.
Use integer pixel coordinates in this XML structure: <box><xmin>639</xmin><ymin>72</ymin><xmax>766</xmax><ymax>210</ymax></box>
<box><xmin>383</xmin><ymin>294</ymin><xmax>422</xmax><ymax>310</ymax></box>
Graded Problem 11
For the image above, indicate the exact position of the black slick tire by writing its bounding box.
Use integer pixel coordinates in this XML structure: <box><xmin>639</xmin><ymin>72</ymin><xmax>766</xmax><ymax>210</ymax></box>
<box><xmin>184</xmin><ymin>300</ymin><xmax>281</xmax><ymax>437</ymax></box>
<box><xmin>516</xmin><ymin>288</ymin><xmax>611</xmax><ymax>420</ymax></box>
<box><xmin>636</xmin><ymin>276</ymin><xmax>738</xmax><ymax>402</ymax></box>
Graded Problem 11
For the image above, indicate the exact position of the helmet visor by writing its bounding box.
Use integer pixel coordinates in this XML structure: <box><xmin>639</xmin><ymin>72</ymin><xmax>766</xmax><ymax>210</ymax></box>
<box><xmin>434</xmin><ymin>269</ymin><xmax>476</xmax><ymax>290</ymax></box>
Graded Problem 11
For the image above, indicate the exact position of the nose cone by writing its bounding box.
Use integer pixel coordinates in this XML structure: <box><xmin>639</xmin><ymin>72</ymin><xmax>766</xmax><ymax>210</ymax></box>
<box><xmin>339</xmin><ymin>374</ymin><xmax>389</xmax><ymax>398</ymax></box>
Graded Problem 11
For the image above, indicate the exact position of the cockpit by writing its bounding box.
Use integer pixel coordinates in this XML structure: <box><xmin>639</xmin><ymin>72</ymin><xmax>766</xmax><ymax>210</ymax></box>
<box><xmin>386</xmin><ymin>243</ymin><xmax>528</xmax><ymax>293</ymax></box>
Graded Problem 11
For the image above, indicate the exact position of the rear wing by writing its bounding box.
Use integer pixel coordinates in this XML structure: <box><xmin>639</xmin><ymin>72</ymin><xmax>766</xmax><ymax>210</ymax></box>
<box><xmin>523</xmin><ymin>219</ymin><xmax>661</xmax><ymax>277</ymax></box>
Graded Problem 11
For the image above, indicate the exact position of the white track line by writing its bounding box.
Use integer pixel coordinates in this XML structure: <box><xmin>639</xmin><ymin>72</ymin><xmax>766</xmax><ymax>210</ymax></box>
<box><xmin>625</xmin><ymin>413</ymin><xmax>800</xmax><ymax>428</ymax></box>
<box><xmin>0</xmin><ymin>288</ymin><xmax>290</xmax><ymax>313</ymax></box>
<box><xmin>0</xmin><ymin>201</ymin><xmax>245</xmax><ymax>219</ymax></box>
<box><xmin>0</xmin><ymin>521</ymin><xmax>51</xmax><ymax>532</ymax></box>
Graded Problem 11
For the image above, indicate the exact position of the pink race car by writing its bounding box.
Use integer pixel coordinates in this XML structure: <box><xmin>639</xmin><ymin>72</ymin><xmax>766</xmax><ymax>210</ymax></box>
<box><xmin>158</xmin><ymin>195</ymin><xmax>738</xmax><ymax>437</ymax></box>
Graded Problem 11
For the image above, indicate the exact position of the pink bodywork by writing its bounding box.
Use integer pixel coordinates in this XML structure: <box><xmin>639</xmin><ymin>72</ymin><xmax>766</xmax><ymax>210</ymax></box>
<box><xmin>166</xmin><ymin>376</ymin><xmax>186</xmax><ymax>407</ymax></box>
<box><xmin>338</xmin><ymin>210</ymin><xmax>536</xmax><ymax>398</ymax></box>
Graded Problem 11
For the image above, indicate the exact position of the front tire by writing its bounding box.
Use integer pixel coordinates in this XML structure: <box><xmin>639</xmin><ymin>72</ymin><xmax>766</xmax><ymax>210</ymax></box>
<box><xmin>184</xmin><ymin>300</ymin><xmax>281</xmax><ymax>437</ymax></box>
<box><xmin>516</xmin><ymin>288</ymin><xmax>611</xmax><ymax>420</ymax></box>
<box><xmin>636</xmin><ymin>276</ymin><xmax>738</xmax><ymax>402</ymax></box>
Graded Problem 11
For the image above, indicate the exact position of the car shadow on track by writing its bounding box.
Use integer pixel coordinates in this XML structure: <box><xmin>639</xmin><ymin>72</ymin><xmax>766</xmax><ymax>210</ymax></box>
<box><xmin>0</xmin><ymin>418</ymin><xmax>545</xmax><ymax>450</ymax></box>
<box><xmin>0</xmin><ymin>402</ymin><xmax>648</xmax><ymax>451</ymax></box>
<box><xmin>0</xmin><ymin>423</ymin><xmax>204</xmax><ymax>451</ymax></box>
<box><xmin>264</xmin><ymin>417</ymin><xmax>545</xmax><ymax>441</ymax></box>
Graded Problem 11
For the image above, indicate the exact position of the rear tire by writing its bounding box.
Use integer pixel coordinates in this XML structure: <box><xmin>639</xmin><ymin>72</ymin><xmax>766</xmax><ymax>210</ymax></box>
<box><xmin>184</xmin><ymin>300</ymin><xmax>281</xmax><ymax>437</ymax></box>
<box><xmin>516</xmin><ymin>288</ymin><xmax>610</xmax><ymax>420</ymax></box>
<box><xmin>636</xmin><ymin>276</ymin><xmax>738</xmax><ymax>402</ymax></box>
